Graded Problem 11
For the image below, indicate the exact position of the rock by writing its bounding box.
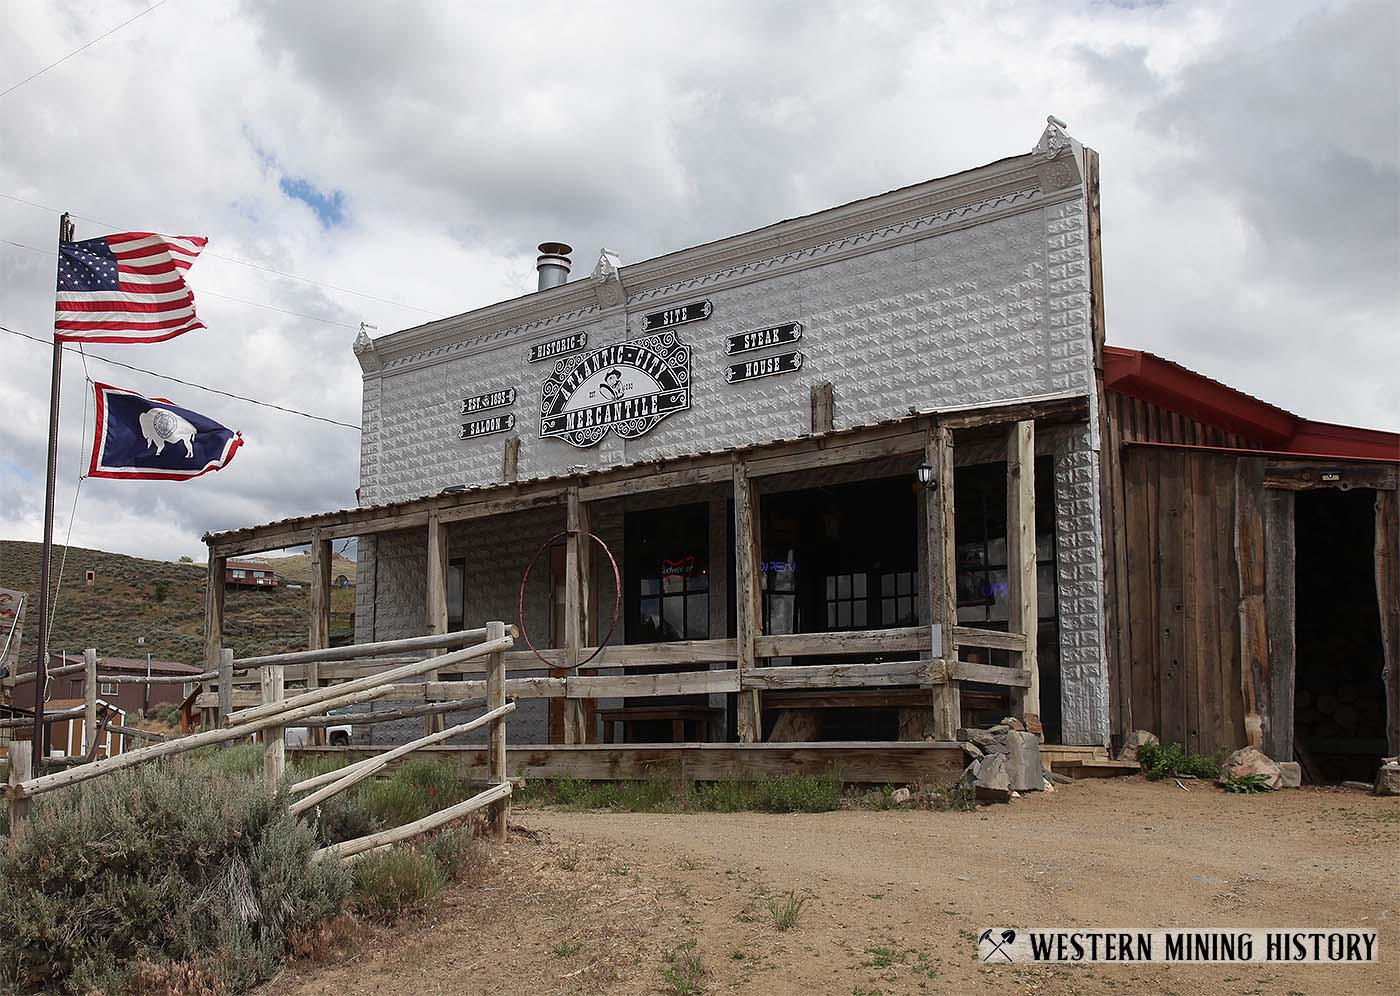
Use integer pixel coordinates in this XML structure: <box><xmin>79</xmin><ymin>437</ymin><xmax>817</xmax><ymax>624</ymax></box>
<box><xmin>1277</xmin><ymin>761</ymin><xmax>1302</xmax><ymax>789</ymax></box>
<box><xmin>1004</xmin><ymin>730</ymin><xmax>1046</xmax><ymax>792</ymax></box>
<box><xmin>1000</xmin><ymin>717</ymin><xmax>1026</xmax><ymax>732</ymax></box>
<box><xmin>1375</xmin><ymin>762</ymin><xmax>1400</xmax><ymax>797</ymax></box>
<box><xmin>1218</xmin><ymin>746</ymin><xmax>1282</xmax><ymax>790</ymax></box>
<box><xmin>1047</xmin><ymin>771</ymin><xmax>1074</xmax><ymax>784</ymax></box>
<box><xmin>1010</xmin><ymin>790</ymin><xmax>1022</xmax><ymax>799</ymax></box>
<box><xmin>989</xmin><ymin>724</ymin><xmax>1010</xmax><ymax>735</ymax></box>
<box><xmin>1042</xmin><ymin>777</ymin><xmax>1056</xmax><ymax>794</ymax></box>
<box><xmin>962</xmin><ymin>742</ymin><xmax>985</xmax><ymax>760</ymax></box>
<box><xmin>891</xmin><ymin>787</ymin><xmax>912</xmax><ymax>805</ymax></box>
<box><xmin>981</xmin><ymin>741</ymin><xmax>1011</xmax><ymax>756</ymax></box>
<box><xmin>1117</xmin><ymin>729</ymin><xmax>1160</xmax><ymax>763</ymax></box>
<box><xmin>1024</xmin><ymin>714</ymin><xmax>1044</xmax><ymax>737</ymax></box>
<box><xmin>969</xmin><ymin>753</ymin><xmax>1012</xmax><ymax>803</ymax></box>
<box><xmin>962</xmin><ymin>728</ymin><xmax>1000</xmax><ymax>749</ymax></box>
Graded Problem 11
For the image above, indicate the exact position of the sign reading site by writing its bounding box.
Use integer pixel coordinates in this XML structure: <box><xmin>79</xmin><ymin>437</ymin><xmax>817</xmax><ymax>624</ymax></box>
<box><xmin>528</xmin><ymin>331</ymin><xmax>588</xmax><ymax>363</ymax></box>
<box><xmin>539</xmin><ymin>333</ymin><xmax>692</xmax><ymax>448</ymax></box>
<box><xmin>460</xmin><ymin>412</ymin><xmax>515</xmax><ymax>440</ymax></box>
<box><xmin>726</xmin><ymin>349</ymin><xmax>804</xmax><ymax>384</ymax></box>
<box><xmin>460</xmin><ymin>387</ymin><xmax>516</xmax><ymax>416</ymax></box>
<box><xmin>641</xmin><ymin>299</ymin><xmax>711</xmax><ymax>333</ymax></box>
<box><xmin>725</xmin><ymin>321</ymin><xmax>802</xmax><ymax>356</ymax></box>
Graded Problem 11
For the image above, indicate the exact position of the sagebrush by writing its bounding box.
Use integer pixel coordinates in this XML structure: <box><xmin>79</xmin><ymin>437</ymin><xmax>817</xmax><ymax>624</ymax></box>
<box><xmin>0</xmin><ymin>759</ymin><xmax>350</xmax><ymax>994</ymax></box>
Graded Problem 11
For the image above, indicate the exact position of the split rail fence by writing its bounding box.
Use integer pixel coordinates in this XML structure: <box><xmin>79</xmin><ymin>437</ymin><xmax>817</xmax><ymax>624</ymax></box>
<box><xmin>3</xmin><ymin>623</ymin><xmax>516</xmax><ymax>860</ymax></box>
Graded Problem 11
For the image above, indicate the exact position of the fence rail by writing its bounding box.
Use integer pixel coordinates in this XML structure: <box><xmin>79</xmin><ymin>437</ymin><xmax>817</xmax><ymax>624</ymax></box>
<box><xmin>4</xmin><ymin>625</ymin><xmax>516</xmax><ymax>863</ymax></box>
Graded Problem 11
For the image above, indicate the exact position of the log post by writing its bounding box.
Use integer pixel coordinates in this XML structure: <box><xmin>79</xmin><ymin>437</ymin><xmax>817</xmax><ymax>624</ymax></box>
<box><xmin>425</xmin><ymin>510</ymin><xmax>450</xmax><ymax>734</ymax></box>
<box><xmin>926</xmin><ymin>425</ymin><xmax>960</xmax><ymax>740</ymax></box>
<box><xmin>485</xmin><ymin>620</ymin><xmax>508</xmax><ymax>840</ymax></box>
<box><xmin>308</xmin><ymin>531</ymin><xmax>332</xmax><ymax>744</ymax></box>
<box><xmin>733</xmin><ymin>461</ymin><xmax>763</xmax><ymax>742</ymax></box>
<box><xmin>1006</xmin><ymin>420</ymin><xmax>1039</xmax><ymax>726</ymax></box>
<box><xmin>83</xmin><ymin>648</ymin><xmax>98</xmax><ymax>758</ymax></box>
<box><xmin>563</xmin><ymin>488</ymin><xmax>593</xmax><ymax>744</ymax></box>
<box><xmin>204</xmin><ymin>553</ymin><xmax>226</xmax><ymax>686</ymax></box>
<box><xmin>262</xmin><ymin>664</ymin><xmax>285</xmax><ymax>789</ymax></box>
<box><xmin>217</xmin><ymin>649</ymin><xmax>233</xmax><ymax>729</ymax></box>
<box><xmin>7</xmin><ymin>741</ymin><xmax>32</xmax><ymax>847</ymax></box>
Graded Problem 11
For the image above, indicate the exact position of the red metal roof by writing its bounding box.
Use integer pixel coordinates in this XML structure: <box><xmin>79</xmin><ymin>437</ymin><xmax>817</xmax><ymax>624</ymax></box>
<box><xmin>1104</xmin><ymin>346</ymin><xmax>1399</xmax><ymax>462</ymax></box>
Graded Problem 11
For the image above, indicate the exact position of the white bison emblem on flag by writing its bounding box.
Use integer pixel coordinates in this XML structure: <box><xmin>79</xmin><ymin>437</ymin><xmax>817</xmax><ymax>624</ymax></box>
<box><xmin>139</xmin><ymin>407</ymin><xmax>197</xmax><ymax>458</ymax></box>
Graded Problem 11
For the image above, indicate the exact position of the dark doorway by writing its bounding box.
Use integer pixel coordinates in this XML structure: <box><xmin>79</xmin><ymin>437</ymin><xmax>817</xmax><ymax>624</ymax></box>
<box><xmin>1293</xmin><ymin>489</ymin><xmax>1387</xmax><ymax>782</ymax></box>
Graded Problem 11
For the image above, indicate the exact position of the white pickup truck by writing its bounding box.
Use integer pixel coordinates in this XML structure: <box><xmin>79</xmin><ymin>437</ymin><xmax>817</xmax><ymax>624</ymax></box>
<box><xmin>283</xmin><ymin>706</ymin><xmax>354</xmax><ymax>747</ymax></box>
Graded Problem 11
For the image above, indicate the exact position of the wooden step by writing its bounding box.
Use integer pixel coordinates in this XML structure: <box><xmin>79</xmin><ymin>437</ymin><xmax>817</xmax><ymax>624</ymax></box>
<box><xmin>1049</xmin><ymin>758</ymin><xmax>1141</xmax><ymax>778</ymax></box>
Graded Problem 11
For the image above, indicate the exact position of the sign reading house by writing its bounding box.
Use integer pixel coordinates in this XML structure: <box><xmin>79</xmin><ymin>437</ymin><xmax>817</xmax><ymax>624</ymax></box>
<box><xmin>539</xmin><ymin>333</ymin><xmax>692</xmax><ymax>448</ymax></box>
<box><xmin>727</xmin><ymin>349</ymin><xmax>803</xmax><ymax>384</ymax></box>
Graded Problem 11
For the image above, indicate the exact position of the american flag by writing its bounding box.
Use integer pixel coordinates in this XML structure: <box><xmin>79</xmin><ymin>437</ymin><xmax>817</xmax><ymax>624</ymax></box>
<box><xmin>54</xmin><ymin>232</ymin><xmax>208</xmax><ymax>343</ymax></box>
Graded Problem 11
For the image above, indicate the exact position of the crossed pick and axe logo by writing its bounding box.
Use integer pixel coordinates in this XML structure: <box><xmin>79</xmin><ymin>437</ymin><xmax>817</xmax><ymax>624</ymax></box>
<box><xmin>980</xmin><ymin>929</ymin><xmax>1018</xmax><ymax>963</ymax></box>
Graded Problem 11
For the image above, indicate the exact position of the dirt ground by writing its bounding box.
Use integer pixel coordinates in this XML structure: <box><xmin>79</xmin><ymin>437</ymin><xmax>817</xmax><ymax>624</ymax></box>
<box><xmin>262</xmin><ymin>776</ymin><xmax>1399</xmax><ymax>996</ymax></box>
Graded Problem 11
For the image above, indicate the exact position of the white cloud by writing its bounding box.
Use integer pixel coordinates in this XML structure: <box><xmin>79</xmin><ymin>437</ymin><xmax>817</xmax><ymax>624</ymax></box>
<box><xmin>0</xmin><ymin>0</ymin><xmax>1394</xmax><ymax>567</ymax></box>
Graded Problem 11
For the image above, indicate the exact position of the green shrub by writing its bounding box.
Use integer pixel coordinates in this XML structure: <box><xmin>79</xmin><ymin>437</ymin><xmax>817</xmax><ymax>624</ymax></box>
<box><xmin>350</xmin><ymin>847</ymin><xmax>447</xmax><ymax>922</ymax></box>
<box><xmin>1223</xmin><ymin>772</ymin><xmax>1274</xmax><ymax>794</ymax></box>
<box><xmin>1136</xmin><ymin>741</ymin><xmax>1222</xmax><ymax>781</ymax></box>
<box><xmin>0</xmin><ymin>759</ymin><xmax>350</xmax><ymax>994</ymax></box>
<box><xmin>190</xmin><ymin>741</ymin><xmax>264</xmax><ymax>777</ymax></box>
<box><xmin>423</xmin><ymin>826</ymin><xmax>488</xmax><ymax>883</ymax></box>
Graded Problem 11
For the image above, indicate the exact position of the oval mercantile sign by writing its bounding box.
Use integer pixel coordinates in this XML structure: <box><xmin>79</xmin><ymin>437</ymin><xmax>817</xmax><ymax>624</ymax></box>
<box><xmin>539</xmin><ymin>332</ymin><xmax>691</xmax><ymax>448</ymax></box>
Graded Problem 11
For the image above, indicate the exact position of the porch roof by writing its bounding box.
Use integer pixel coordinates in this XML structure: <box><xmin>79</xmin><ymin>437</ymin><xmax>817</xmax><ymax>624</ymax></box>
<box><xmin>203</xmin><ymin>392</ymin><xmax>1088</xmax><ymax>558</ymax></box>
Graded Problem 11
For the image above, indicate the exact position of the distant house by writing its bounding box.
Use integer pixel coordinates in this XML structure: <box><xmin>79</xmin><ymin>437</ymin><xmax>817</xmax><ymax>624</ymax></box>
<box><xmin>47</xmin><ymin>653</ymin><xmax>204</xmax><ymax>713</ymax></box>
<box><xmin>226</xmin><ymin>559</ymin><xmax>279</xmax><ymax>588</ymax></box>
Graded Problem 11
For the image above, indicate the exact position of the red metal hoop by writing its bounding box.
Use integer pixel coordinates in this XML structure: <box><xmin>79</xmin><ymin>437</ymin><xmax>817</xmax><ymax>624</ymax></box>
<box><xmin>517</xmin><ymin>529</ymin><xmax>622</xmax><ymax>670</ymax></box>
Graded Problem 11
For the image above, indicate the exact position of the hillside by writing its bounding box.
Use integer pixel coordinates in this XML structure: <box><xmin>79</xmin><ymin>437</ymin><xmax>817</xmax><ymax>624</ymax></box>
<box><xmin>258</xmin><ymin>550</ymin><xmax>357</xmax><ymax>586</ymax></box>
<box><xmin>0</xmin><ymin>540</ymin><xmax>354</xmax><ymax>667</ymax></box>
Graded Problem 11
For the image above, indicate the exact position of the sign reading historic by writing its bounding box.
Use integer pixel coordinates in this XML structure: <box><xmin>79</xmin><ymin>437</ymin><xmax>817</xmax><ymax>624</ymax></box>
<box><xmin>725</xmin><ymin>321</ymin><xmax>803</xmax><ymax>356</ymax></box>
<box><xmin>539</xmin><ymin>333</ymin><xmax>692</xmax><ymax>448</ymax></box>
<box><xmin>459</xmin><ymin>412</ymin><xmax>516</xmax><ymax>440</ymax></box>
<box><xmin>460</xmin><ymin>387</ymin><xmax>516</xmax><ymax>416</ymax></box>
<box><xmin>726</xmin><ymin>350</ymin><xmax>804</xmax><ymax>384</ymax></box>
<box><xmin>640</xmin><ymin>299</ymin><xmax>711</xmax><ymax>333</ymax></box>
<box><xmin>528</xmin><ymin>331</ymin><xmax>588</xmax><ymax>363</ymax></box>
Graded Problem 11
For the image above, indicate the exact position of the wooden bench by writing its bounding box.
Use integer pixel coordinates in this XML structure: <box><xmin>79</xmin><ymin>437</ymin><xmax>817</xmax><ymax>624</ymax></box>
<box><xmin>599</xmin><ymin>705</ymin><xmax>723</xmax><ymax>744</ymax></box>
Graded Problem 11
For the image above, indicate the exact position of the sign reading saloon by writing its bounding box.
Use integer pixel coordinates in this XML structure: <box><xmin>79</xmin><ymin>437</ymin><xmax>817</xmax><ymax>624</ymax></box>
<box><xmin>540</xmin><ymin>333</ymin><xmax>691</xmax><ymax>448</ymax></box>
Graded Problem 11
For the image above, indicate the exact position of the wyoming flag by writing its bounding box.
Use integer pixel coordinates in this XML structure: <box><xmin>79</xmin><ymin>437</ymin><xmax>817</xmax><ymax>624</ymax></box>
<box><xmin>88</xmin><ymin>382</ymin><xmax>243</xmax><ymax>481</ymax></box>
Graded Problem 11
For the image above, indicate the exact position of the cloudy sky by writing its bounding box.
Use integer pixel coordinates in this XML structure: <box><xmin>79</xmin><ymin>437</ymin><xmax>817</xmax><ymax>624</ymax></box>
<box><xmin>0</xmin><ymin>0</ymin><xmax>1395</xmax><ymax>565</ymax></box>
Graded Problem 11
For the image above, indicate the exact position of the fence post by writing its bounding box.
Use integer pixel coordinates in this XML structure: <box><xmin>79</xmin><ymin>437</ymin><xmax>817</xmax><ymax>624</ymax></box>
<box><xmin>485</xmin><ymin>620</ymin><xmax>508</xmax><ymax>841</ymax></box>
<box><xmin>7</xmin><ymin>740</ymin><xmax>33</xmax><ymax>847</ymax></box>
<box><xmin>262</xmin><ymin>664</ymin><xmax>285</xmax><ymax>789</ymax></box>
<box><xmin>217</xmin><ymin>649</ymin><xmax>233</xmax><ymax>729</ymax></box>
<box><xmin>83</xmin><ymin>648</ymin><xmax>98</xmax><ymax>758</ymax></box>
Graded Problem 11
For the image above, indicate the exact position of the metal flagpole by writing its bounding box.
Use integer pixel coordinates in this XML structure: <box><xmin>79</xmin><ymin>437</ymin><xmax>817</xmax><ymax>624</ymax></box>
<box><xmin>32</xmin><ymin>212</ymin><xmax>74</xmax><ymax>757</ymax></box>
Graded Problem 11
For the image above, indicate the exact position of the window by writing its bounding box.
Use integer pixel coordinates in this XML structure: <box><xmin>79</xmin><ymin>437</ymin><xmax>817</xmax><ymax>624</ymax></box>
<box><xmin>762</xmin><ymin>552</ymin><xmax>798</xmax><ymax>635</ymax></box>
<box><xmin>100</xmin><ymin>681</ymin><xmax>117</xmax><ymax>696</ymax></box>
<box><xmin>953</xmin><ymin>459</ymin><xmax>1058</xmax><ymax>626</ymax></box>
<box><xmin>626</xmin><ymin>505</ymin><xmax>709</xmax><ymax>643</ymax></box>
<box><xmin>231</xmin><ymin>569</ymin><xmax>246</xmax><ymax>579</ymax></box>
<box><xmin>880</xmin><ymin>571</ymin><xmax>917</xmax><ymax>627</ymax></box>
<box><xmin>824</xmin><ymin>572</ymin><xmax>868</xmax><ymax>630</ymax></box>
<box><xmin>447</xmin><ymin>557</ymin><xmax>466</xmax><ymax>632</ymax></box>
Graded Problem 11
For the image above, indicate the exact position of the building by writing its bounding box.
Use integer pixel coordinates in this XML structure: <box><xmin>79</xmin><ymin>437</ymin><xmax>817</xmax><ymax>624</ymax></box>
<box><xmin>226</xmin><ymin>560</ymin><xmax>279</xmax><ymax>588</ymax></box>
<box><xmin>47</xmin><ymin>653</ymin><xmax>203</xmax><ymax>714</ymax></box>
<box><xmin>203</xmin><ymin>119</ymin><xmax>1398</xmax><ymax>781</ymax></box>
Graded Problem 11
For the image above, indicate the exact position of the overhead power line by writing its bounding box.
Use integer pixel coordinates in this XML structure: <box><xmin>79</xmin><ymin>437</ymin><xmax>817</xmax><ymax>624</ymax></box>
<box><xmin>1</xmin><ymin>237</ymin><xmax>360</xmax><ymax>328</ymax></box>
<box><xmin>0</xmin><ymin>190</ymin><xmax>446</xmax><ymax>318</ymax></box>
<box><xmin>1</xmin><ymin>323</ymin><xmax>360</xmax><ymax>430</ymax></box>
<box><xmin>0</xmin><ymin>0</ymin><xmax>174</xmax><ymax>101</ymax></box>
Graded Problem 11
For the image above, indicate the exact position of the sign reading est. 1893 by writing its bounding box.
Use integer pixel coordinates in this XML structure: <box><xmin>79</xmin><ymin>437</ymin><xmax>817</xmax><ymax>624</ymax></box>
<box><xmin>459</xmin><ymin>412</ymin><xmax>515</xmax><ymax>440</ymax></box>
<box><xmin>540</xmin><ymin>333</ymin><xmax>692</xmax><ymax>448</ymax></box>
<box><xmin>726</xmin><ymin>350</ymin><xmax>804</xmax><ymax>384</ymax></box>
<box><xmin>725</xmin><ymin>321</ymin><xmax>803</xmax><ymax>356</ymax></box>
<box><xmin>641</xmin><ymin>299</ymin><xmax>711</xmax><ymax>333</ymax></box>
<box><xmin>460</xmin><ymin>387</ymin><xmax>516</xmax><ymax>416</ymax></box>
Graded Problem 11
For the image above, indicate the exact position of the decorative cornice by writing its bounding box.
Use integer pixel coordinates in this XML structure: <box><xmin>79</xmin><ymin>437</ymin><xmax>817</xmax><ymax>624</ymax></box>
<box><xmin>367</xmin><ymin>129</ymin><xmax>1086</xmax><ymax>375</ymax></box>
